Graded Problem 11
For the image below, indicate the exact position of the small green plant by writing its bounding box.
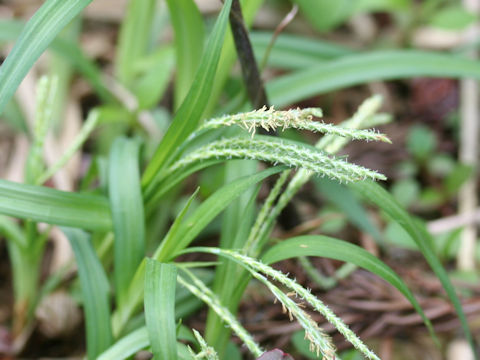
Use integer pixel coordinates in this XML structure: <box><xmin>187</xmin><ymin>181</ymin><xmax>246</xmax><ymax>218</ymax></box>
<box><xmin>0</xmin><ymin>0</ymin><xmax>478</xmax><ymax>359</ymax></box>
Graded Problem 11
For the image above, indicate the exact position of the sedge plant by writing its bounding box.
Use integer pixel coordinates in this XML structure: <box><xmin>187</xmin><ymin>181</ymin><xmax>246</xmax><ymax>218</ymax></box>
<box><xmin>0</xmin><ymin>0</ymin><xmax>478</xmax><ymax>359</ymax></box>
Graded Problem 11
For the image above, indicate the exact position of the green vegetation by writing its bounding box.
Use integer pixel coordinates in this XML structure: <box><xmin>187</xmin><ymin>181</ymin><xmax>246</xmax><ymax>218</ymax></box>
<box><xmin>0</xmin><ymin>0</ymin><xmax>478</xmax><ymax>359</ymax></box>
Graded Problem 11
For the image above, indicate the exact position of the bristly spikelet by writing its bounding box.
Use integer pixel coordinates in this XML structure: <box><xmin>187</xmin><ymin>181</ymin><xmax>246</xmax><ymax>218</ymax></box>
<box><xmin>259</xmin><ymin>273</ymin><xmax>337</xmax><ymax>359</ymax></box>
<box><xmin>177</xmin><ymin>272</ymin><xmax>263</xmax><ymax>358</ymax></box>
<box><xmin>189</xmin><ymin>329</ymin><xmax>219</xmax><ymax>360</ymax></box>
<box><xmin>199</xmin><ymin>106</ymin><xmax>391</xmax><ymax>143</ymax></box>
<box><xmin>168</xmin><ymin>137</ymin><xmax>386</xmax><ymax>183</ymax></box>
<box><xmin>201</xmin><ymin>248</ymin><xmax>381</xmax><ymax>360</ymax></box>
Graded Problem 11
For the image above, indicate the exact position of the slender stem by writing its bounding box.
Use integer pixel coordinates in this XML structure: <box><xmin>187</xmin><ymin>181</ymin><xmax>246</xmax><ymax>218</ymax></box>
<box><xmin>229</xmin><ymin>0</ymin><xmax>268</xmax><ymax>109</ymax></box>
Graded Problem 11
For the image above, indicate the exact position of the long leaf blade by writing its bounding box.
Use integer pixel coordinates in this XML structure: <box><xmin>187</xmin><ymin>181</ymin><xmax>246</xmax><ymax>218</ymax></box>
<box><xmin>112</xmin><ymin>166</ymin><xmax>284</xmax><ymax>335</ymax></box>
<box><xmin>98</xmin><ymin>327</ymin><xmax>149</xmax><ymax>360</ymax></box>
<box><xmin>0</xmin><ymin>179</ymin><xmax>112</xmax><ymax>231</ymax></box>
<box><xmin>144</xmin><ymin>259</ymin><xmax>178</xmax><ymax>360</ymax></box>
<box><xmin>115</xmin><ymin>0</ymin><xmax>156</xmax><ymax>86</ymax></box>
<box><xmin>261</xmin><ymin>235</ymin><xmax>436</xmax><ymax>343</ymax></box>
<box><xmin>108</xmin><ymin>137</ymin><xmax>145</xmax><ymax>306</ymax></box>
<box><xmin>350</xmin><ymin>181</ymin><xmax>476</xmax><ymax>357</ymax></box>
<box><xmin>166</xmin><ymin>0</ymin><xmax>205</xmax><ymax>108</ymax></box>
<box><xmin>268</xmin><ymin>50</ymin><xmax>480</xmax><ymax>107</ymax></box>
<box><xmin>0</xmin><ymin>0</ymin><xmax>94</xmax><ymax>114</ymax></box>
<box><xmin>142</xmin><ymin>0</ymin><xmax>233</xmax><ymax>197</ymax></box>
<box><xmin>0</xmin><ymin>19</ymin><xmax>114</xmax><ymax>103</ymax></box>
<box><xmin>64</xmin><ymin>228</ymin><xmax>113</xmax><ymax>360</ymax></box>
<box><xmin>155</xmin><ymin>166</ymin><xmax>286</xmax><ymax>261</ymax></box>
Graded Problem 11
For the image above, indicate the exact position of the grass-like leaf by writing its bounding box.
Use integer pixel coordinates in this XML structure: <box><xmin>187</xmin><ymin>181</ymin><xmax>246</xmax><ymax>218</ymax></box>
<box><xmin>350</xmin><ymin>181</ymin><xmax>477</xmax><ymax>357</ymax></box>
<box><xmin>261</xmin><ymin>235</ymin><xmax>437</xmax><ymax>344</ymax></box>
<box><xmin>166</xmin><ymin>0</ymin><xmax>205</xmax><ymax>108</ymax></box>
<box><xmin>98</xmin><ymin>327</ymin><xmax>149</xmax><ymax>360</ymax></box>
<box><xmin>0</xmin><ymin>0</ymin><xmax>94</xmax><ymax>114</ymax></box>
<box><xmin>144</xmin><ymin>259</ymin><xmax>178</xmax><ymax>360</ymax></box>
<box><xmin>112</xmin><ymin>166</ymin><xmax>284</xmax><ymax>335</ymax></box>
<box><xmin>268</xmin><ymin>50</ymin><xmax>480</xmax><ymax>107</ymax></box>
<box><xmin>0</xmin><ymin>19</ymin><xmax>114</xmax><ymax>103</ymax></box>
<box><xmin>115</xmin><ymin>0</ymin><xmax>156</xmax><ymax>86</ymax></box>
<box><xmin>112</xmin><ymin>189</ymin><xmax>199</xmax><ymax>336</ymax></box>
<box><xmin>0</xmin><ymin>179</ymin><xmax>112</xmax><ymax>231</ymax></box>
<box><xmin>142</xmin><ymin>0</ymin><xmax>233</xmax><ymax>198</ymax></box>
<box><xmin>108</xmin><ymin>137</ymin><xmax>145</xmax><ymax>306</ymax></box>
<box><xmin>64</xmin><ymin>228</ymin><xmax>113</xmax><ymax>360</ymax></box>
<box><xmin>154</xmin><ymin>166</ymin><xmax>286</xmax><ymax>261</ymax></box>
<box><xmin>251</xmin><ymin>31</ymin><xmax>353</xmax><ymax>69</ymax></box>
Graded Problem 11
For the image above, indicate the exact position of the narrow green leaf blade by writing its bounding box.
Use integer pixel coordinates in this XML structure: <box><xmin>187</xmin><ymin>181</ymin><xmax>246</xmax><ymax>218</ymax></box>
<box><xmin>166</xmin><ymin>0</ymin><xmax>205</xmax><ymax>108</ymax></box>
<box><xmin>268</xmin><ymin>50</ymin><xmax>480</xmax><ymax>107</ymax></box>
<box><xmin>144</xmin><ymin>259</ymin><xmax>178</xmax><ymax>360</ymax></box>
<box><xmin>155</xmin><ymin>166</ymin><xmax>286</xmax><ymax>261</ymax></box>
<box><xmin>261</xmin><ymin>235</ymin><xmax>436</xmax><ymax>343</ymax></box>
<box><xmin>98</xmin><ymin>327</ymin><xmax>149</xmax><ymax>360</ymax></box>
<box><xmin>142</xmin><ymin>0</ymin><xmax>233</xmax><ymax>196</ymax></box>
<box><xmin>350</xmin><ymin>181</ymin><xmax>476</xmax><ymax>356</ymax></box>
<box><xmin>0</xmin><ymin>19</ymin><xmax>114</xmax><ymax>103</ymax></box>
<box><xmin>112</xmin><ymin>166</ymin><xmax>284</xmax><ymax>335</ymax></box>
<box><xmin>115</xmin><ymin>0</ymin><xmax>156</xmax><ymax>86</ymax></box>
<box><xmin>0</xmin><ymin>179</ymin><xmax>112</xmax><ymax>231</ymax></box>
<box><xmin>0</xmin><ymin>0</ymin><xmax>94</xmax><ymax>114</ymax></box>
<box><xmin>251</xmin><ymin>31</ymin><xmax>353</xmax><ymax>69</ymax></box>
<box><xmin>108</xmin><ymin>137</ymin><xmax>145</xmax><ymax>306</ymax></box>
<box><xmin>64</xmin><ymin>228</ymin><xmax>113</xmax><ymax>360</ymax></box>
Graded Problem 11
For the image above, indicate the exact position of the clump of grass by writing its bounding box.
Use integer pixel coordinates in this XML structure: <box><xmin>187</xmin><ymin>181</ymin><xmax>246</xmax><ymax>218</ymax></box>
<box><xmin>3</xmin><ymin>0</ymin><xmax>473</xmax><ymax>358</ymax></box>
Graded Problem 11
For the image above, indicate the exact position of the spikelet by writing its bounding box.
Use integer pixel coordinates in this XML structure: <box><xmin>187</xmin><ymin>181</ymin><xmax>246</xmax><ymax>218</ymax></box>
<box><xmin>202</xmin><ymin>248</ymin><xmax>381</xmax><ymax>360</ymax></box>
<box><xmin>188</xmin><ymin>329</ymin><xmax>219</xmax><ymax>360</ymax></box>
<box><xmin>168</xmin><ymin>137</ymin><xmax>386</xmax><ymax>183</ymax></box>
<box><xmin>178</xmin><ymin>271</ymin><xmax>263</xmax><ymax>358</ymax></box>
<box><xmin>200</xmin><ymin>106</ymin><xmax>390</xmax><ymax>143</ymax></box>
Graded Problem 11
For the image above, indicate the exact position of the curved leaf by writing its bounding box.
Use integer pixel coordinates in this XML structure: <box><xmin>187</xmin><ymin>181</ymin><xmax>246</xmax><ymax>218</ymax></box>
<box><xmin>268</xmin><ymin>50</ymin><xmax>480</xmax><ymax>107</ymax></box>
<box><xmin>98</xmin><ymin>327</ymin><xmax>149</xmax><ymax>360</ymax></box>
<box><xmin>142</xmin><ymin>0</ymin><xmax>233</xmax><ymax>197</ymax></box>
<box><xmin>261</xmin><ymin>235</ymin><xmax>437</xmax><ymax>343</ymax></box>
<box><xmin>350</xmin><ymin>181</ymin><xmax>476</xmax><ymax>357</ymax></box>
<box><xmin>251</xmin><ymin>31</ymin><xmax>353</xmax><ymax>70</ymax></box>
<box><xmin>0</xmin><ymin>19</ymin><xmax>114</xmax><ymax>103</ymax></box>
<box><xmin>0</xmin><ymin>179</ymin><xmax>112</xmax><ymax>231</ymax></box>
<box><xmin>112</xmin><ymin>166</ymin><xmax>284</xmax><ymax>335</ymax></box>
<box><xmin>155</xmin><ymin>166</ymin><xmax>286</xmax><ymax>261</ymax></box>
<box><xmin>0</xmin><ymin>0</ymin><xmax>94</xmax><ymax>114</ymax></box>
